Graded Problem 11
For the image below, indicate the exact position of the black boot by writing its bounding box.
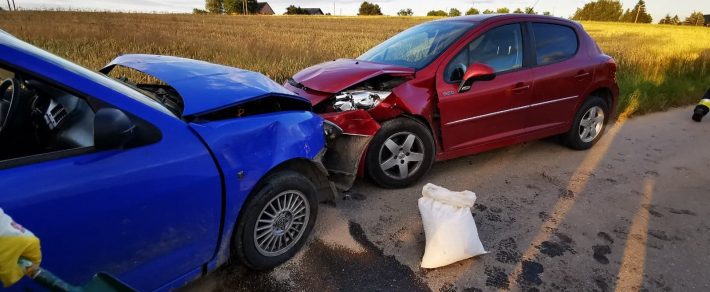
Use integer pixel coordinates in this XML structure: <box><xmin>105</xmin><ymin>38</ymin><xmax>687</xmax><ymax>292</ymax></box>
<box><xmin>693</xmin><ymin>104</ymin><xmax>709</xmax><ymax>122</ymax></box>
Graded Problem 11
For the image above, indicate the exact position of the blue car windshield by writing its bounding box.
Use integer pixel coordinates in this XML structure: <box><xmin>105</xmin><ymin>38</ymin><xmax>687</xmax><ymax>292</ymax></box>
<box><xmin>358</xmin><ymin>21</ymin><xmax>476</xmax><ymax>70</ymax></box>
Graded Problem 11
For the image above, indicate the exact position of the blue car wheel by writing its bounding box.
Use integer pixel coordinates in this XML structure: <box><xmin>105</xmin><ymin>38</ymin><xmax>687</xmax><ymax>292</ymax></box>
<box><xmin>233</xmin><ymin>171</ymin><xmax>318</xmax><ymax>269</ymax></box>
<box><xmin>254</xmin><ymin>189</ymin><xmax>311</xmax><ymax>257</ymax></box>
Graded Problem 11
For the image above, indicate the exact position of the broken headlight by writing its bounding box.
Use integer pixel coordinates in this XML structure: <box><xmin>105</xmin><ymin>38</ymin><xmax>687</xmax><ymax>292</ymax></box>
<box><xmin>333</xmin><ymin>90</ymin><xmax>391</xmax><ymax>112</ymax></box>
<box><xmin>323</xmin><ymin>120</ymin><xmax>343</xmax><ymax>146</ymax></box>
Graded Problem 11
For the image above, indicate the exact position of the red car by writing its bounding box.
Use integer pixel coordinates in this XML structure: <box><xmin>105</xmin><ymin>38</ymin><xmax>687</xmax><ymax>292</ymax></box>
<box><xmin>286</xmin><ymin>14</ymin><xmax>619</xmax><ymax>189</ymax></box>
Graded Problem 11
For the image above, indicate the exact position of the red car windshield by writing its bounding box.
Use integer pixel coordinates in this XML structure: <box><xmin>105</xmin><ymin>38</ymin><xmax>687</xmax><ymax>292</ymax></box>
<box><xmin>358</xmin><ymin>21</ymin><xmax>476</xmax><ymax>70</ymax></box>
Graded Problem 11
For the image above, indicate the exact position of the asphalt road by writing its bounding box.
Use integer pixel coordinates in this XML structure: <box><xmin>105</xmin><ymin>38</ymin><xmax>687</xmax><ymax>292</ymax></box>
<box><xmin>182</xmin><ymin>106</ymin><xmax>710</xmax><ymax>292</ymax></box>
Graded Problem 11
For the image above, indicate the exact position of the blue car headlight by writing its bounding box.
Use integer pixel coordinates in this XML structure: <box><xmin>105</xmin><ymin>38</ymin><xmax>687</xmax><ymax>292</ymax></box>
<box><xmin>323</xmin><ymin>120</ymin><xmax>343</xmax><ymax>145</ymax></box>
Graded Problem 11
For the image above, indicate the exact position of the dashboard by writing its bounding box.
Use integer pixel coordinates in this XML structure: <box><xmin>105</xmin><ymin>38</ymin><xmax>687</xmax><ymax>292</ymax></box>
<box><xmin>27</xmin><ymin>80</ymin><xmax>95</xmax><ymax>150</ymax></box>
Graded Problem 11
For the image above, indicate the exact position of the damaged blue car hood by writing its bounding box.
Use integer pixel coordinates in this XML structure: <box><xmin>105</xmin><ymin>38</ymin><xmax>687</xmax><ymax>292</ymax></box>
<box><xmin>102</xmin><ymin>54</ymin><xmax>307</xmax><ymax>116</ymax></box>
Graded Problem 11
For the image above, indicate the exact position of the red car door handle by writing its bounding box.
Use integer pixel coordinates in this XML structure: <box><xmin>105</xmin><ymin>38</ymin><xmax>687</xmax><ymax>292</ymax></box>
<box><xmin>575</xmin><ymin>71</ymin><xmax>591</xmax><ymax>79</ymax></box>
<box><xmin>512</xmin><ymin>84</ymin><xmax>530</xmax><ymax>93</ymax></box>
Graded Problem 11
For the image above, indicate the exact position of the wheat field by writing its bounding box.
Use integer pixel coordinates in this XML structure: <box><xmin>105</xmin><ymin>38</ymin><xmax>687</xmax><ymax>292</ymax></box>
<box><xmin>0</xmin><ymin>11</ymin><xmax>708</xmax><ymax>117</ymax></box>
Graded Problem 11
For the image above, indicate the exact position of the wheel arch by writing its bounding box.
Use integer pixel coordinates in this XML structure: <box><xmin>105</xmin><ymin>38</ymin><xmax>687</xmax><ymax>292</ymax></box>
<box><xmin>567</xmin><ymin>88</ymin><xmax>614</xmax><ymax>129</ymax></box>
<box><xmin>257</xmin><ymin>158</ymin><xmax>335</xmax><ymax>204</ymax></box>
<box><xmin>399</xmin><ymin>113</ymin><xmax>444</xmax><ymax>156</ymax></box>
<box><xmin>588</xmin><ymin>87</ymin><xmax>614</xmax><ymax>108</ymax></box>
<box><xmin>399</xmin><ymin>113</ymin><xmax>438</xmax><ymax>143</ymax></box>
<box><xmin>365</xmin><ymin>114</ymin><xmax>437</xmax><ymax>188</ymax></box>
<box><xmin>400</xmin><ymin>113</ymin><xmax>431</xmax><ymax>130</ymax></box>
<box><xmin>228</xmin><ymin>162</ymin><xmax>323</xmax><ymax>270</ymax></box>
<box><xmin>226</xmin><ymin>157</ymin><xmax>333</xmax><ymax>266</ymax></box>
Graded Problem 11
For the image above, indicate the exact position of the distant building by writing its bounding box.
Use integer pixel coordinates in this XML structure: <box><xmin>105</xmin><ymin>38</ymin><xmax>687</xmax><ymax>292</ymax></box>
<box><xmin>256</xmin><ymin>2</ymin><xmax>276</xmax><ymax>15</ymax></box>
<box><xmin>303</xmin><ymin>8</ymin><xmax>324</xmax><ymax>15</ymax></box>
<box><xmin>256</xmin><ymin>2</ymin><xmax>275</xmax><ymax>15</ymax></box>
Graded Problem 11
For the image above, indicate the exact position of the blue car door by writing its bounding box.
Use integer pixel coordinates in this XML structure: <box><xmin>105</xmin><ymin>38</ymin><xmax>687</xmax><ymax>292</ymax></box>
<box><xmin>0</xmin><ymin>81</ymin><xmax>223</xmax><ymax>290</ymax></box>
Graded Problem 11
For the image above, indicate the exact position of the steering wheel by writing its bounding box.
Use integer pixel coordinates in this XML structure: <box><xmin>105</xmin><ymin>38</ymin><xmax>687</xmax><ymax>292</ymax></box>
<box><xmin>0</xmin><ymin>78</ymin><xmax>22</xmax><ymax>136</ymax></box>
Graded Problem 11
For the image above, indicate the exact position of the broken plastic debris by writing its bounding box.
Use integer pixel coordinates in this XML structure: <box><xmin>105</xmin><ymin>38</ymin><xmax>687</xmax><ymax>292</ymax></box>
<box><xmin>418</xmin><ymin>183</ymin><xmax>487</xmax><ymax>268</ymax></box>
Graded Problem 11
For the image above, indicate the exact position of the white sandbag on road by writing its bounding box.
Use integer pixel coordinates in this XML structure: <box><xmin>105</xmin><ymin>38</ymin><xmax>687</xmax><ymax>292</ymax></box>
<box><xmin>418</xmin><ymin>183</ymin><xmax>486</xmax><ymax>268</ymax></box>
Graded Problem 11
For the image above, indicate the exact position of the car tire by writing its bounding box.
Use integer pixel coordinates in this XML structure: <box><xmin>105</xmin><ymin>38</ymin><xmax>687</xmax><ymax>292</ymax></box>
<box><xmin>233</xmin><ymin>171</ymin><xmax>318</xmax><ymax>270</ymax></box>
<box><xmin>366</xmin><ymin>117</ymin><xmax>435</xmax><ymax>188</ymax></box>
<box><xmin>564</xmin><ymin>96</ymin><xmax>609</xmax><ymax>150</ymax></box>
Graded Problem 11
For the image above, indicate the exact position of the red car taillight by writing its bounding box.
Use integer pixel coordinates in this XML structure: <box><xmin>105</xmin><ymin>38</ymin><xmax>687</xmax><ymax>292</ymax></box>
<box><xmin>606</xmin><ymin>59</ymin><xmax>618</xmax><ymax>80</ymax></box>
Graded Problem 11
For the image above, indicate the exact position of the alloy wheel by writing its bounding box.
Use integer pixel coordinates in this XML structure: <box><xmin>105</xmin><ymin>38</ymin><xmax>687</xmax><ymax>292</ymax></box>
<box><xmin>579</xmin><ymin>106</ymin><xmax>605</xmax><ymax>143</ymax></box>
<box><xmin>253</xmin><ymin>190</ymin><xmax>310</xmax><ymax>257</ymax></box>
<box><xmin>378</xmin><ymin>132</ymin><xmax>425</xmax><ymax>180</ymax></box>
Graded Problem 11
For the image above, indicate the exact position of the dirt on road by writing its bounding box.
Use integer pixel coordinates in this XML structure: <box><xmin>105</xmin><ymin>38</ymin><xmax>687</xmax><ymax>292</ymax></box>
<box><xmin>182</xmin><ymin>106</ymin><xmax>710</xmax><ymax>292</ymax></box>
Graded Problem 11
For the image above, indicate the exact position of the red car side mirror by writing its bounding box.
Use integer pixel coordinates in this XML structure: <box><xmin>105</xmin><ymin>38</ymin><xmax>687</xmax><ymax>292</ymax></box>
<box><xmin>459</xmin><ymin>63</ymin><xmax>496</xmax><ymax>93</ymax></box>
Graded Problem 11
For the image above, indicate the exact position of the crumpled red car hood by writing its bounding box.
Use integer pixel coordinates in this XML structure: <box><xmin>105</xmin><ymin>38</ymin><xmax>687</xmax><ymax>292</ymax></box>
<box><xmin>292</xmin><ymin>59</ymin><xmax>415</xmax><ymax>94</ymax></box>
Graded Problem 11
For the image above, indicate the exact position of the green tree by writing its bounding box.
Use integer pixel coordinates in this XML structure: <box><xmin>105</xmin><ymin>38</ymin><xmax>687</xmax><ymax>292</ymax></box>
<box><xmin>524</xmin><ymin>7</ymin><xmax>537</xmax><ymax>14</ymax></box>
<box><xmin>619</xmin><ymin>8</ymin><xmax>631</xmax><ymax>21</ymax></box>
<box><xmin>685</xmin><ymin>11</ymin><xmax>706</xmax><ymax>26</ymax></box>
<box><xmin>572</xmin><ymin>0</ymin><xmax>623</xmax><ymax>21</ymax></box>
<box><xmin>224</xmin><ymin>0</ymin><xmax>237</xmax><ymax>14</ymax></box>
<box><xmin>244</xmin><ymin>0</ymin><xmax>258</xmax><ymax>14</ymax></box>
<box><xmin>205</xmin><ymin>0</ymin><xmax>223</xmax><ymax>14</ymax></box>
<box><xmin>620</xmin><ymin>0</ymin><xmax>652</xmax><ymax>23</ymax></box>
<box><xmin>671</xmin><ymin>15</ymin><xmax>681</xmax><ymax>25</ymax></box>
<box><xmin>449</xmin><ymin>8</ymin><xmax>461</xmax><ymax>17</ymax></box>
<box><xmin>542</xmin><ymin>11</ymin><xmax>551</xmax><ymax>16</ymax></box>
<box><xmin>659</xmin><ymin>14</ymin><xmax>672</xmax><ymax>24</ymax></box>
<box><xmin>496</xmin><ymin>7</ymin><xmax>510</xmax><ymax>13</ymax></box>
<box><xmin>482</xmin><ymin>9</ymin><xmax>494</xmax><ymax>14</ymax></box>
<box><xmin>427</xmin><ymin>10</ymin><xmax>447</xmax><ymax>17</ymax></box>
<box><xmin>224</xmin><ymin>0</ymin><xmax>257</xmax><ymax>14</ymax></box>
<box><xmin>285</xmin><ymin>5</ymin><xmax>309</xmax><ymax>15</ymax></box>
<box><xmin>513</xmin><ymin>8</ymin><xmax>524</xmax><ymax>14</ymax></box>
<box><xmin>397</xmin><ymin>8</ymin><xmax>413</xmax><ymax>16</ymax></box>
<box><xmin>285</xmin><ymin>5</ymin><xmax>299</xmax><ymax>14</ymax></box>
<box><xmin>193</xmin><ymin>8</ymin><xmax>208</xmax><ymax>14</ymax></box>
<box><xmin>465</xmin><ymin>7</ymin><xmax>480</xmax><ymax>15</ymax></box>
<box><xmin>358</xmin><ymin>1</ymin><xmax>383</xmax><ymax>15</ymax></box>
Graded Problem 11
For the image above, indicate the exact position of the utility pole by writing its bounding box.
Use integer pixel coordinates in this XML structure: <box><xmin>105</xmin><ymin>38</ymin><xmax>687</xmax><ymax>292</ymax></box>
<box><xmin>11</xmin><ymin>0</ymin><xmax>15</xmax><ymax>11</ymax></box>
<box><xmin>528</xmin><ymin>0</ymin><xmax>540</xmax><ymax>14</ymax></box>
<box><xmin>634</xmin><ymin>2</ymin><xmax>644</xmax><ymax>23</ymax></box>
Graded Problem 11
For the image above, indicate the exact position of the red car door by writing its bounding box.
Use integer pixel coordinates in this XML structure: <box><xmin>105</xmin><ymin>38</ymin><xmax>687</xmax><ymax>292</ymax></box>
<box><xmin>436</xmin><ymin>22</ymin><xmax>533</xmax><ymax>153</ymax></box>
<box><xmin>525</xmin><ymin>22</ymin><xmax>596</xmax><ymax>134</ymax></box>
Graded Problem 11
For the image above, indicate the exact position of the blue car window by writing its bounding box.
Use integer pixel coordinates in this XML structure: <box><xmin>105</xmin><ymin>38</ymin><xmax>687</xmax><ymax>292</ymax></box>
<box><xmin>0</xmin><ymin>66</ymin><xmax>95</xmax><ymax>162</ymax></box>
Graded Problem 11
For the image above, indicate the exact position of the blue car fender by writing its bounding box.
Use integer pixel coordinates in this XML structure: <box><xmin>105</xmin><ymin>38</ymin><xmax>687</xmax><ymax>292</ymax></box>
<box><xmin>187</xmin><ymin>111</ymin><xmax>334</xmax><ymax>267</ymax></box>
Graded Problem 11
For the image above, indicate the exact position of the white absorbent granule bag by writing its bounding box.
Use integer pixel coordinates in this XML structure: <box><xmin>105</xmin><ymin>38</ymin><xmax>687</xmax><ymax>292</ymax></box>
<box><xmin>418</xmin><ymin>183</ymin><xmax>486</xmax><ymax>268</ymax></box>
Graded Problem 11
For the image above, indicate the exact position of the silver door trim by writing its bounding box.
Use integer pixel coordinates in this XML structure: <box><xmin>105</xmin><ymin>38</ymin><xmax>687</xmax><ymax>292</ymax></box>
<box><xmin>445</xmin><ymin>95</ymin><xmax>579</xmax><ymax>126</ymax></box>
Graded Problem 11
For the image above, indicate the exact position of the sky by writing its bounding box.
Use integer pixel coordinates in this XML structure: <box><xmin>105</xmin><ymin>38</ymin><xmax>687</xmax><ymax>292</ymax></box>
<box><xmin>10</xmin><ymin>1</ymin><xmax>710</xmax><ymax>21</ymax></box>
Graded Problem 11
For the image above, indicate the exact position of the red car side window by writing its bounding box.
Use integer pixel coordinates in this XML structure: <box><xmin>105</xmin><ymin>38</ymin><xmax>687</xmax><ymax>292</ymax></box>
<box><xmin>531</xmin><ymin>23</ymin><xmax>579</xmax><ymax>66</ymax></box>
<box><xmin>445</xmin><ymin>23</ymin><xmax>524</xmax><ymax>83</ymax></box>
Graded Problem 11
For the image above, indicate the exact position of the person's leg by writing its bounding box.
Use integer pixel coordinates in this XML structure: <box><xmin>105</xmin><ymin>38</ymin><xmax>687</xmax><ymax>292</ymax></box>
<box><xmin>692</xmin><ymin>88</ymin><xmax>710</xmax><ymax>122</ymax></box>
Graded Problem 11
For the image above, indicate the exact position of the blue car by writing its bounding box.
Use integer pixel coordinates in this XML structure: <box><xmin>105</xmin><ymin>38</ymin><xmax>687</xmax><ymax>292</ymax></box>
<box><xmin>0</xmin><ymin>30</ymin><xmax>337</xmax><ymax>291</ymax></box>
